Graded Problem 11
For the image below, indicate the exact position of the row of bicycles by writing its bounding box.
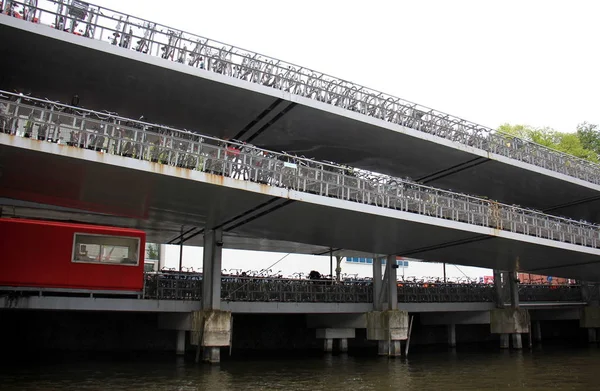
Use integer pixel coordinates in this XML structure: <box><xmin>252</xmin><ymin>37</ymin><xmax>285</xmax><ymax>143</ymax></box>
<box><xmin>141</xmin><ymin>269</ymin><xmax>583</xmax><ymax>303</ymax></box>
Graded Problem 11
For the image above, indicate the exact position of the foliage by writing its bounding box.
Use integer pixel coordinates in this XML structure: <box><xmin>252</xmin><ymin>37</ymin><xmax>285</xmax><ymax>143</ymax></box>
<box><xmin>498</xmin><ymin>123</ymin><xmax>599</xmax><ymax>163</ymax></box>
<box><xmin>146</xmin><ymin>243</ymin><xmax>159</xmax><ymax>260</ymax></box>
<box><xmin>577</xmin><ymin>122</ymin><xmax>600</xmax><ymax>156</ymax></box>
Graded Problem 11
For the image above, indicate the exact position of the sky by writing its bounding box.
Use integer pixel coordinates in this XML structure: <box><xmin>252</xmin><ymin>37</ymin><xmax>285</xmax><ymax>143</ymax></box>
<box><xmin>81</xmin><ymin>0</ymin><xmax>599</xmax><ymax>277</ymax></box>
<box><xmin>91</xmin><ymin>0</ymin><xmax>600</xmax><ymax>133</ymax></box>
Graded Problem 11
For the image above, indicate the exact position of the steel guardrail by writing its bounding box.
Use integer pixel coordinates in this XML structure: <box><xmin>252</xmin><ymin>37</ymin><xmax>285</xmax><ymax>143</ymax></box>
<box><xmin>2</xmin><ymin>91</ymin><xmax>599</xmax><ymax>249</ymax></box>
<box><xmin>2</xmin><ymin>0</ymin><xmax>599</xmax><ymax>185</ymax></box>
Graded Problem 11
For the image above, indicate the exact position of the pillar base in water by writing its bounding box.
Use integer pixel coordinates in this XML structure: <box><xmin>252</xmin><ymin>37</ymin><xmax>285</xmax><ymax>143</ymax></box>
<box><xmin>202</xmin><ymin>347</ymin><xmax>220</xmax><ymax>364</ymax></box>
<box><xmin>500</xmin><ymin>334</ymin><xmax>510</xmax><ymax>349</ymax></box>
<box><xmin>378</xmin><ymin>340</ymin><xmax>402</xmax><ymax>357</ymax></box>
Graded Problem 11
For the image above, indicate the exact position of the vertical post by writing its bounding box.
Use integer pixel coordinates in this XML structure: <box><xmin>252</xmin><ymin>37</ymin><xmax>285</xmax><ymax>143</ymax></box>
<box><xmin>443</xmin><ymin>263</ymin><xmax>447</xmax><ymax>283</ymax></box>
<box><xmin>508</xmin><ymin>270</ymin><xmax>522</xmax><ymax>349</ymax></box>
<box><xmin>373</xmin><ymin>256</ymin><xmax>382</xmax><ymax>310</ymax></box>
<box><xmin>179</xmin><ymin>226</ymin><xmax>184</xmax><ymax>272</ymax></box>
<box><xmin>158</xmin><ymin>244</ymin><xmax>166</xmax><ymax>271</ymax></box>
<box><xmin>336</xmin><ymin>256</ymin><xmax>342</xmax><ymax>282</ymax></box>
<box><xmin>323</xmin><ymin>338</ymin><xmax>333</xmax><ymax>353</ymax></box>
<box><xmin>201</xmin><ymin>229</ymin><xmax>223</xmax><ymax>363</ymax></box>
<box><xmin>176</xmin><ymin>330</ymin><xmax>186</xmax><ymax>355</ymax></box>
<box><xmin>329</xmin><ymin>248</ymin><xmax>333</xmax><ymax>284</ymax></box>
<box><xmin>493</xmin><ymin>270</ymin><xmax>504</xmax><ymax>308</ymax></box>
<box><xmin>339</xmin><ymin>338</ymin><xmax>348</xmax><ymax>353</ymax></box>
<box><xmin>387</xmin><ymin>255</ymin><xmax>398</xmax><ymax>310</ymax></box>
<box><xmin>588</xmin><ymin>328</ymin><xmax>597</xmax><ymax>344</ymax></box>
<box><xmin>508</xmin><ymin>271</ymin><xmax>519</xmax><ymax>309</ymax></box>
<box><xmin>500</xmin><ymin>334</ymin><xmax>509</xmax><ymax>349</ymax></box>
<box><xmin>202</xmin><ymin>229</ymin><xmax>223</xmax><ymax>310</ymax></box>
<box><xmin>448</xmin><ymin>323</ymin><xmax>456</xmax><ymax>348</ymax></box>
<box><xmin>533</xmin><ymin>320</ymin><xmax>542</xmax><ymax>344</ymax></box>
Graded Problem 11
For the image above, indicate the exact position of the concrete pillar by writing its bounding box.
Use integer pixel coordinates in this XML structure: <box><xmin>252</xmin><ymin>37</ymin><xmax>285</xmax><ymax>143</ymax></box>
<box><xmin>389</xmin><ymin>340</ymin><xmax>402</xmax><ymax>356</ymax></box>
<box><xmin>200</xmin><ymin>229</ymin><xmax>226</xmax><ymax>364</ymax></box>
<box><xmin>512</xmin><ymin>333</ymin><xmax>523</xmax><ymax>349</ymax></box>
<box><xmin>493</xmin><ymin>269</ymin><xmax>504</xmax><ymax>308</ymax></box>
<box><xmin>373</xmin><ymin>256</ymin><xmax>382</xmax><ymax>310</ymax></box>
<box><xmin>500</xmin><ymin>334</ymin><xmax>510</xmax><ymax>349</ymax></box>
<box><xmin>534</xmin><ymin>321</ymin><xmax>542</xmax><ymax>343</ymax></box>
<box><xmin>377</xmin><ymin>340</ymin><xmax>401</xmax><ymax>356</ymax></box>
<box><xmin>339</xmin><ymin>338</ymin><xmax>348</xmax><ymax>353</ymax></box>
<box><xmin>387</xmin><ymin>255</ymin><xmax>398</xmax><ymax>310</ymax></box>
<box><xmin>202</xmin><ymin>347</ymin><xmax>220</xmax><ymax>363</ymax></box>
<box><xmin>323</xmin><ymin>338</ymin><xmax>333</xmax><ymax>353</ymax></box>
<box><xmin>316</xmin><ymin>328</ymin><xmax>355</xmax><ymax>353</ymax></box>
<box><xmin>508</xmin><ymin>271</ymin><xmax>519</xmax><ymax>308</ymax></box>
<box><xmin>159</xmin><ymin>244</ymin><xmax>167</xmax><ymax>271</ymax></box>
<box><xmin>448</xmin><ymin>324</ymin><xmax>456</xmax><ymax>348</ymax></box>
<box><xmin>176</xmin><ymin>330</ymin><xmax>186</xmax><ymax>355</ymax></box>
<box><xmin>378</xmin><ymin>340</ymin><xmax>389</xmax><ymax>355</ymax></box>
<box><xmin>202</xmin><ymin>229</ymin><xmax>223</xmax><ymax>311</ymax></box>
<box><xmin>588</xmin><ymin>328</ymin><xmax>597</xmax><ymax>343</ymax></box>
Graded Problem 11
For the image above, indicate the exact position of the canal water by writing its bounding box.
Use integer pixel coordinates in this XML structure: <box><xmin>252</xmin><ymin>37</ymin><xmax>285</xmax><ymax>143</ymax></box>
<box><xmin>1</xmin><ymin>345</ymin><xmax>598</xmax><ymax>390</ymax></box>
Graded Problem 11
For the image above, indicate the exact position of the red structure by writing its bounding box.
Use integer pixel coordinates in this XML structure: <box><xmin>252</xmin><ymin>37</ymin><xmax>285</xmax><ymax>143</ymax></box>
<box><xmin>0</xmin><ymin>218</ymin><xmax>146</xmax><ymax>291</ymax></box>
<box><xmin>518</xmin><ymin>273</ymin><xmax>570</xmax><ymax>285</ymax></box>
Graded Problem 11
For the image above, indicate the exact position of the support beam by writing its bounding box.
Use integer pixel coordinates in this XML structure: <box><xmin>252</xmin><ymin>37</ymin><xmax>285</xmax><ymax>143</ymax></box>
<box><xmin>588</xmin><ymin>328</ymin><xmax>597</xmax><ymax>344</ymax></box>
<box><xmin>448</xmin><ymin>324</ymin><xmax>456</xmax><ymax>348</ymax></box>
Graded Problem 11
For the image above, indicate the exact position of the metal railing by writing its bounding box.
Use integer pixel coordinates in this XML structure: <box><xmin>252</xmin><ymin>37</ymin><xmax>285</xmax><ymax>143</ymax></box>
<box><xmin>143</xmin><ymin>273</ymin><xmax>202</xmax><ymax>300</ymax></box>
<box><xmin>2</xmin><ymin>0</ymin><xmax>599</xmax><ymax>184</ymax></box>
<box><xmin>518</xmin><ymin>284</ymin><xmax>583</xmax><ymax>302</ymax></box>
<box><xmin>140</xmin><ymin>274</ymin><xmax>583</xmax><ymax>303</ymax></box>
<box><xmin>398</xmin><ymin>282</ymin><xmax>495</xmax><ymax>303</ymax></box>
<box><xmin>2</xmin><ymin>91</ymin><xmax>600</xmax><ymax>249</ymax></box>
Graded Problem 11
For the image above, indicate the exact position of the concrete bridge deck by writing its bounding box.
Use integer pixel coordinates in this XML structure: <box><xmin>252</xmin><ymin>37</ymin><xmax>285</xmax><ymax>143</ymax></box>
<box><xmin>2</xmin><ymin>6</ymin><xmax>600</xmax><ymax>222</ymax></box>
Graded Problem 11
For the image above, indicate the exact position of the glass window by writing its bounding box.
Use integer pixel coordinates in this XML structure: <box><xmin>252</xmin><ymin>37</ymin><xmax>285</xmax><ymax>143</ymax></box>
<box><xmin>72</xmin><ymin>233</ymin><xmax>140</xmax><ymax>266</ymax></box>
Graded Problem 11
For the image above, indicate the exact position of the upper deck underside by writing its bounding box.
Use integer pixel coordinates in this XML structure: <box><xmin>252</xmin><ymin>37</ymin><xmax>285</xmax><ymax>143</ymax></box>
<box><xmin>2</xmin><ymin>135</ymin><xmax>599</xmax><ymax>281</ymax></box>
<box><xmin>2</xmin><ymin>16</ymin><xmax>600</xmax><ymax>223</ymax></box>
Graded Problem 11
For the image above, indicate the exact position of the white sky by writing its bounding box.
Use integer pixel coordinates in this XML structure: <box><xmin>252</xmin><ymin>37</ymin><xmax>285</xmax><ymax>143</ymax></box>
<box><xmin>93</xmin><ymin>0</ymin><xmax>600</xmax><ymax>132</ymax></box>
<box><xmin>89</xmin><ymin>0</ymin><xmax>597</xmax><ymax>277</ymax></box>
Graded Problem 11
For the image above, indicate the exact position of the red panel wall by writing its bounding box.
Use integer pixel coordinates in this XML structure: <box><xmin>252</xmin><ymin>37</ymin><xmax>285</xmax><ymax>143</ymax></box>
<box><xmin>0</xmin><ymin>218</ymin><xmax>146</xmax><ymax>291</ymax></box>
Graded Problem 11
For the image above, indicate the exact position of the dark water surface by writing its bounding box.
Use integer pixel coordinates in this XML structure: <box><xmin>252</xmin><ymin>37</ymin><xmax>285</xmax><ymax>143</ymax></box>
<box><xmin>1</xmin><ymin>346</ymin><xmax>598</xmax><ymax>390</ymax></box>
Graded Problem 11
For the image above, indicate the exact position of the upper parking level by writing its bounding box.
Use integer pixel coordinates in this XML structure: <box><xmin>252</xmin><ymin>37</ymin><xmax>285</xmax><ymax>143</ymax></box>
<box><xmin>2</xmin><ymin>1</ymin><xmax>600</xmax><ymax>222</ymax></box>
<box><xmin>2</xmin><ymin>91</ymin><xmax>600</xmax><ymax>281</ymax></box>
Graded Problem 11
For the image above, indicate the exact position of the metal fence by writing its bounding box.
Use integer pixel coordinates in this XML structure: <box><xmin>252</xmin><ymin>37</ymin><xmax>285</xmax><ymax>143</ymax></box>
<box><xmin>518</xmin><ymin>284</ymin><xmax>583</xmax><ymax>302</ymax></box>
<box><xmin>222</xmin><ymin>277</ymin><xmax>373</xmax><ymax>303</ymax></box>
<box><xmin>143</xmin><ymin>273</ymin><xmax>202</xmax><ymax>300</ymax></box>
<box><xmin>2</xmin><ymin>0</ymin><xmax>599</xmax><ymax>184</ymax></box>
<box><xmin>141</xmin><ymin>274</ymin><xmax>583</xmax><ymax>303</ymax></box>
<box><xmin>2</xmin><ymin>92</ymin><xmax>599</xmax><ymax>249</ymax></box>
<box><xmin>398</xmin><ymin>283</ymin><xmax>495</xmax><ymax>303</ymax></box>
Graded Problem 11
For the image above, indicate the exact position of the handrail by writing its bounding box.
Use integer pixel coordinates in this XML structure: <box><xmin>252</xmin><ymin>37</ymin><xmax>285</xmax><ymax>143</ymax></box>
<box><xmin>2</xmin><ymin>0</ymin><xmax>599</xmax><ymax>185</ymax></box>
<box><xmin>2</xmin><ymin>91</ymin><xmax>600</xmax><ymax>250</ymax></box>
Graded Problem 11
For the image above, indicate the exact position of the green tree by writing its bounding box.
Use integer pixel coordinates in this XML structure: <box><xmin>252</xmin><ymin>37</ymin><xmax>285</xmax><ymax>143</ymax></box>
<box><xmin>577</xmin><ymin>122</ymin><xmax>600</xmax><ymax>156</ymax></box>
<box><xmin>146</xmin><ymin>243</ymin><xmax>159</xmax><ymax>260</ymax></box>
<box><xmin>498</xmin><ymin>123</ymin><xmax>599</xmax><ymax>163</ymax></box>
